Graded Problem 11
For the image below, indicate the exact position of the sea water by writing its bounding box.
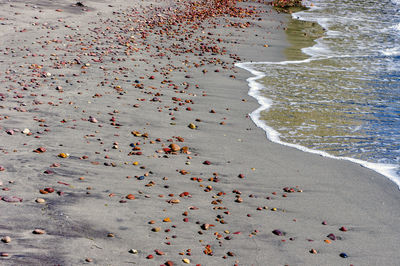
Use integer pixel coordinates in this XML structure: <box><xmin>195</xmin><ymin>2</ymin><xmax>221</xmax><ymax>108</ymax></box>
<box><xmin>237</xmin><ymin>0</ymin><xmax>400</xmax><ymax>188</ymax></box>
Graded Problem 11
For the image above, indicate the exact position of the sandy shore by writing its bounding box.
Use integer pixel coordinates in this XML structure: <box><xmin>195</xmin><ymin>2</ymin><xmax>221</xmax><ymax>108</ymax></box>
<box><xmin>0</xmin><ymin>0</ymin><xmax>399</xmax><ymax>265</ymax></box>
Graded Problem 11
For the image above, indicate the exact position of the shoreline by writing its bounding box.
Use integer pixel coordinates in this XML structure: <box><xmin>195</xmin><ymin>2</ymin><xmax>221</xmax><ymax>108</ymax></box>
<box><xmin>238</xmin><ymin>4</ymin><xmax>400</xmax><ymax>189</ymax></box>
<box><xmin>0</xmin><ymin>0</ymin><xmax>399</xmax><ymax>265</ymax></box>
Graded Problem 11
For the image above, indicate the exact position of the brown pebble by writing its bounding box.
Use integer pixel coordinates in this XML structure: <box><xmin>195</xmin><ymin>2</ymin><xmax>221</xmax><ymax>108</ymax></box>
<box><xmin>310</xmin><ymin>249</ymin><xmax>317</xmax><ymax>254</ymax></box>
<box><xmin>33</xmin><ymin>229</ymin><xmax>46</xmax><ymax>235</ymax></box>
<box><xmin>85</xmin><ymin>258</ymin><xmax>93</xmax><ymax>262</ymax></box>
<box><xmin>1</xmin><ymin>236</ymin><xmax>11</xmax><ymax>243</ymax></box>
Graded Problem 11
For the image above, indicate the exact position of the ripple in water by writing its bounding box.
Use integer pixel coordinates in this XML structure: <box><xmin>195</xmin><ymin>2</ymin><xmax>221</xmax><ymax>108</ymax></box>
<box><xmin>238</xmin><ymin>0</ymin><xmax>400</xmax><ymax>186</ymax></box>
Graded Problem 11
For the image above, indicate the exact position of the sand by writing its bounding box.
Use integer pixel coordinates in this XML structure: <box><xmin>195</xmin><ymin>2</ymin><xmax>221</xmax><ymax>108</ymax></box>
<box><xmin>0</xmin><ymin>0</ymin><xmax>399</xmax><ymax>265</ymax></box>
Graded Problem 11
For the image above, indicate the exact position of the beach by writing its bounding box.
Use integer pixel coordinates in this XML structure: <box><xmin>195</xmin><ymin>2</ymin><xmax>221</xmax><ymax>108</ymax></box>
<box><xmin>0</xmin><ymin>0</ymin><xmax>399</xmax><ymax>265</ymax></box>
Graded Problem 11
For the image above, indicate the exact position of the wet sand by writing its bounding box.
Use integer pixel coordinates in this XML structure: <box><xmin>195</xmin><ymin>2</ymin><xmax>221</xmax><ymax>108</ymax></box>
<box><xmin>0</xmin><ymin>0</ymin><xmax>399</xmax><ymax>265</ymax></box>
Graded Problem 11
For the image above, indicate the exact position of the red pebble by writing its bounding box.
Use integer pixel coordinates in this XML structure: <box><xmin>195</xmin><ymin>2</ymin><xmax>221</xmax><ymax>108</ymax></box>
<box><xmin>146</xmin><ymin>255</ymin><xmax>154</xmax><ymax>259</ymax></box>
<box><xmin>339</xmin><ymin>226</ymin><xmax>348</xmax><ymax>232</ymax></box>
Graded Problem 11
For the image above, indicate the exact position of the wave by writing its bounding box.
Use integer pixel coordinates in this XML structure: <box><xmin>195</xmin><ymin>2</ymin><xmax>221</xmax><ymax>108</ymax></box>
<box><xmin>236</xmin><ymin>62</ymin><xmax>400</xmax><ymax>188</ymax></box>
<box><xmin>235</xmin><ymin>2</ymin><xmax>400</xmax><ymax>189</ymax></box>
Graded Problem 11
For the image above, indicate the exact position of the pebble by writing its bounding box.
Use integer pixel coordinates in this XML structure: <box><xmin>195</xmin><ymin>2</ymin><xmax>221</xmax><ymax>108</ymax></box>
<box><xmin>310</xmin><ymin>249</ymin><xmax>317</xmax><ymax>254</ymax></box>
<box><xmin>272</xmin><ymin>229</ymin><xmax>283</xmax><ymax>236</ymax></box>
<box><xmin>327</xmin><ymin>233</ymin><xmax>336</xmax><ymax>240</ymax></box>
<box><xmin>340</xmin><ymin>252</ymin><xmax>348</xmax><ymax>258</ymax></box>
<box><xmin>1</xmin><ymin>236</ymin><xmax>11</xmax><ymax>243</ymax></box>
<box><xmin>2</xmin><ymin>196</ymin><xmax>23</xmax><ymax>203</ymax></box>
<box><xmin>129</xmin><ymin>249</ymin><xmax>138</xmax><ymax>254</ymax></box>
<box><xmin>22</xmin><ymin>128</ymin><xmax>30</xmax><ymax>134</ymax></box>
<box><xmin>170</xmin><ymin>143</ymin><xmax>180</xmax><ymax>152</ymax></box>
<box><xmin>126</xmin><ymin>194</ymin><xmax>135</xmax><ymax>200</ymax></box>
<box><xmin>182</xmin><ymin>258</ymin><xmax>190</xmax><ymax>264</ymax></box>
<box><xmin>32</xmin><ymin>229</ymin><xmax>46</xmax><ymax>235</ymax></box>
<box><xmin>188</xmin><ymin>123</ymin><xmax>196</xmax><ymax>129</ymax></box>
<box><xmin>36</xmin><ymin>198</ymin><xmax>46</xmax><ymax>204</ymax></box>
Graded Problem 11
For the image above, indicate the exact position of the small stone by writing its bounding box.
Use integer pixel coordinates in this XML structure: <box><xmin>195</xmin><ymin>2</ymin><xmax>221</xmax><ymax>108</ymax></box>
<box><xmin>170</xmin><ymin>143</ymin><xmax>180</xmax><ymax>152</ymax></box>
<box><xmin>152</xmin><ymin>227</ymin><xmax>161</xmax><ymax>232</ymax></box>
<box><xmin>1</xmin><ymin>236</ymin><xmax>11</xmax><ymax>243</ymax></box>
<box><xmin>0</xmin><ymin>252</ymin><xmax>9</xmax><ymax>257</ymax></box>
<box><xmin>155</xmin><ymin>249</ymin><xmax>164</xmax><ymax>255</ymax></box>
<box><xmin>339</xmin><ymin>252</ymin><xmax>348</xmax><ymax>258</ymax></box>
<box><xmin>89</xmin><ymin>116</ymin><xmax>98</xmax><ymax>123</ymax></box>
<box><xmin>182</xmin><ymin>258</ymin><xmax>190</xmax><ymax>264</ymax></box>
<box><xmin>201</xmin><ymin>223</ymin><xmax>210</xmax><ymax>230</ymax></box>
<box><xmin>327</xmin><ymin>233</ymin><xmax>336</xmax><ymax>240</ymax></box>
<box><xmin>107</xmin><ymin>233</ymin><xmax>114</xmax><ymax>237</ymax></box>
<box><xmin>339</xmin><ymin>226</ymin><xmax>348</xmax><ymax>232</ymax></box>
<box><xmin>32</xmin><ymin>229</ymin><xmax>46</xmax><ymax>235</ymax></box>
<box><xmin>165</xmin><ymin>261</ymin><xmax>174</xmax><ymax>266</ymax></box>
<box><xmin>22</xmin><ymin>128</ymin><xmax>30</xmax><ymax>134</ymax></box>
<box><xmin>163</xmin><ymin>217</ymin><xmax>171</xmax><ymax>222</ymax></box>
<box><xmin>85</xmin><ymin>258</ymin><xmax>93</xmax><ymax>262</ymax></box>
<box><xmin>129</xmin><ymin>249</ymin><xmax>138</xmax><ymax>254</ymax></box>
<box><xmin>310</xmin><ymin>249</ymin><xmax>317</xmax><ymax>254</ymax></box>
<box><xmin>58</xmin><ymin>153</ymin><xmax>69</xmax><ymax>158</ymax></box>
<box><xmin>272</xmin><ymin>229</ymin><xmax>283</xmax><ymax>236</ymax></box>
<box><xmin>36</xmin><ymin>198</ymin><xmax>46</xmax><ymax>204</ymax></box>
<box><xmin>203</xmin><ymin>160</ymin><xmax>211</xmax><ymax>165</ymax></box>
<box><xmin>227</xmin><ymin>251</ymin><xmax>235</xmax><ymax>256</ymax></box>
<box><xmin>126</xmin><ymin>194</ymin><xmax>135</xmax><ymax>200</ymax></box>
<box><xmin>188</xmin><ymin>123</ymin><xmax>196</xmax><ymax>129</ymax></box>
<box><xmin>146</xmin><ymin>254</ymin><xmax>154</xmax><ymax>259</ymax></box>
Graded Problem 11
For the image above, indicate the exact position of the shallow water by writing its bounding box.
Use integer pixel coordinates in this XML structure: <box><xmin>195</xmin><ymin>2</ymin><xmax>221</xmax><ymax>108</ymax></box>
<box><xmin>238</xmin><ymin>0</ymin><xmax>400</xmax><ymax>187</ymax></box>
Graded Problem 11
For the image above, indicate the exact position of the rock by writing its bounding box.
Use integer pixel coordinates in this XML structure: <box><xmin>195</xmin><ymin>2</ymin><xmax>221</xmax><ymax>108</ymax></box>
<box><xmin>152</xmin><ymin>227</ymin><xmax>161</xmax><ymax>232</ymax></box>
<box><xmin>327</xmin><ymin>233</ymin><xmax>336</xmax><ymax>240</ymax></box>
<box><xmin>129</xmin><ymin>249</ymin><xmax>138</xmax><ymax>254</ymax></box>
<box><xmin>310</xmin><ymin>249</ymin><xmax>317</xmax><ymax>254</ymax></box>
<box><xmin>272</xmin><ymin>229</ymin><xmax>283</xmax><ymax>236</ymax></box>
<box><xmin>146</xmin><ymin>254</ymin><xmax>154</xmax><ymax>259</ymax></box>
<box><xmin>203</xmin><ymin>160</ymin><xmax>211</xmax><ymax>165</ymax></box>
<box><xmin>34</xmin><ymin>147</ymin><xmax>46</xmax><ymax>153</ymax></box>
<box><xmin>58</xmin><ymin>153</ymin><xmax>69</xmax><ymax>158</ymax></box>
<box><xmin>36</xmin><ymin>198</ymin><xmax>46</xmax><ymax>204</ymax></box>
<box><xmin>6</xmin><ymin>129</ymin><xmax>14</xmax><ymax>135</ymax></box>
<box><xmin>44</xmin><ymin>187</ymin><xmax>55</xmax><ymax>193</ymax></box>
<box><xmin>155</xmin><ymin>249</ymin><xmax>164</xmax><ymax>255</ymax></box>
<box><xmin>2</xmin><ymin>196</ymin><xmax>23</xmax><ymax>203</ymax></box>
<box><xmin>188</xmin><ymin>123</ymin><xmax>196</xmax><ymax>129</ymax></box>
<box><xmin>1</xmin><ymin>236</ymin><xmax>11</xmax><ymax>243</ymax></box>
<box><xmin>165</xmin><ymin>261</ymin><xmax>174</xmax><ymax>266</ymax></box>
<box><xmin>201</xmin><ymin>223</ymin><xmax>210</xmax><ymax>230</ymax></box>
<box><xmin>170</xmin><ymin>143</ymin><xmax>180</xmax><ymax>152</ymax></box>
<box><xmin>89</xmin><ymin>116</ymin><xmax>98</xmax><ymax>123</ymax></box>
<box><xmin>126</xmin><ymin>194</ymin><xmax>135</xmax><ymax>200</ymax></box>
<box><xmin>32</xmin><ymin>229</ymin><xmax>46</xmax><ymax>235</ymax></box>
<box><xmin>339</xmin><ymin>226</ymin><xmax>348</xmax><ymax>232</ymax></box>
<box><xmin>339</xmin><ymin>252</ymin><xmax>348</xmax><ymax>258</ymax></box>
<box><xmin>182</xmin><ymin>258</ymin><xmax>190</xmax><ymax>264</ymax></box>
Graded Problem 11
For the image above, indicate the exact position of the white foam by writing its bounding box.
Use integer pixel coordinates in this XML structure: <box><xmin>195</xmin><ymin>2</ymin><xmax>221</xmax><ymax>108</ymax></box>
<box><xmin>382</xmin><ymin>47</ymin><xmax>400</xmax><ymax>56</ymax></box>
<box><xmin>234</xmin><ymin>1</ymin><xmax>400</xmax><ymax>189</ymax></box>
<box><xmin>236</xmin><ymin>62</ymin><xmax>400</xmax><ymax>189</ymax></box>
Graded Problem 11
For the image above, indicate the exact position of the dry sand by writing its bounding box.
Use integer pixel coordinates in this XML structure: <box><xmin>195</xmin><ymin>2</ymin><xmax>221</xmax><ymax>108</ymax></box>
<box><xmin>0</xmin><ymin>0</ymin><xmax>399</xmax><ymax>265</ymax></box>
